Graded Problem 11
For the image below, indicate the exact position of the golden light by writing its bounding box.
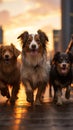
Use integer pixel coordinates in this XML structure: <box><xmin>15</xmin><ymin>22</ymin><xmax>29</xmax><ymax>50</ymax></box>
<box><xmin>12</xmin><ymin>87</ymin><xmax>28</xmax><ymax>130</ymax></box>
<box><xmin>4</xmin><ymin>27</ymin><xmax>54</xmax><ymax>53</ymax></box>
<box><xmin>3</xmin><ymin>10</ymin><xmax>61</xmax><ymax>52</ymax></box>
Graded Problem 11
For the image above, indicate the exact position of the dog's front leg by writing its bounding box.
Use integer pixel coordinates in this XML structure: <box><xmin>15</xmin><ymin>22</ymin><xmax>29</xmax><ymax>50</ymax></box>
<box><xmin>35</xmin><ymin>83</ymin><xmax>46</xmax><ymax>105</ymax></box>
<box><xmin>35</xmin><ymin>87</ymin><xmax>42</xmax><ymax>105</ymax></box>
<box><xmin>24</xmin><ymin>81</ymin><xmax>34</xmax><ymax>104</ymax></box>
<box><xmin>0</xmin><ymin>81</ymin><xmax>10</xmax><ymax>99</ymax></box>
<box><xmin>10</xmin><ymin>83</ymin><xmax>20</xmax><ymax>103</ymax></box>
<box><xmin>65</xmin><ymin>85</ymin><xmax>71</xmax><ymax>99</ymax></box>
<box><xmin>56</xmin><ymin>89</ymin><xmax>62</xmax><ymax>105</ymax></box>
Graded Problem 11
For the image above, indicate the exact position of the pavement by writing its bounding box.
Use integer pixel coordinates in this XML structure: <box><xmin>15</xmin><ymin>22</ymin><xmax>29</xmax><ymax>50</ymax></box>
<box><xmin>0</xmin><ymin>85</ymin><xmax>73</xmax><ymax>130</ymax></box>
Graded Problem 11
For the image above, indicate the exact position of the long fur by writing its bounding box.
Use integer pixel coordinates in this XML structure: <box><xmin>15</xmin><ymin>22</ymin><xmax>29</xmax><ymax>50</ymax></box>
<box><xmin>0</xmin><ymin>44</ymin><xmax>21</xmax><ymax>103</ymax></box>
<box><xmin>17</xmin><ymin>29</ymin><xmax>50</xmax><ymax>105</ymax></box>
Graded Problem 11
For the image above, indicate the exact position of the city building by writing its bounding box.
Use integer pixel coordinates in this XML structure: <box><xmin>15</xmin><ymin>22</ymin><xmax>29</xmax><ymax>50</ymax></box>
<box><xmin>0</xmin><ymin>26</ymin><xmax>3</xmax><ymax>44</ymax></box>
<box><xmin>53</xmin><ymin>30</ymin><xmax>62</xmax><ymax>53</ymax></box>
<box><xmin>61</xmin><ymin>0</ymin><xmax>73</xmax><ymax>51</ymax></box>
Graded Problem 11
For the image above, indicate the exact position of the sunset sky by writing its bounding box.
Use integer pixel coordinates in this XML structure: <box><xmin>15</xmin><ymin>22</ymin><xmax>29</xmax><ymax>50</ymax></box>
<box><xmin>0</xmin><ymin>0</ymin><xmax>61</xmax><ymax>50</ymax></box>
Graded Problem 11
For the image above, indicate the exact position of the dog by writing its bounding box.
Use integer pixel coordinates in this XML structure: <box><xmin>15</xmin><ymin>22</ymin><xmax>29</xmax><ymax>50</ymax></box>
<box><xmin>0</xmin><ymin>43</ymin><xmax>21</xmax><ymax>103</ymax></box>
<box><xmin>49</xmin><ymin>52</ymin><xmax>73</xmax><ymax>105</ymax></box>
<box><xmin>17</xmin><ymin>29</ymin><xmax>50</xmax><ymax>105</ymax></box>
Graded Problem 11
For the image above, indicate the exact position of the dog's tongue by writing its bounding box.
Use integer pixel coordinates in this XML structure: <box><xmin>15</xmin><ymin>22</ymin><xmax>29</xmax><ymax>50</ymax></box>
<box><xmin>30</xmin><ymin>50</ymin><xmax>38</xmax><ymax>55</ymax></box>
<box><xmin>61</xmin><ymin>68</ymin><xmax>67</xmax><ymax>74</ymax></box>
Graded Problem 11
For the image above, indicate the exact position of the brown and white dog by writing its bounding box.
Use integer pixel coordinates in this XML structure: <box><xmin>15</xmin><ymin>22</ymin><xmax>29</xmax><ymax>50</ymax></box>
<box><xmin>17</xmin><ymin>30</ymin><xmax>50</xmax><ymax>105</ymax></box>
<box><xmin>0</xmin><ymin>44</ymin><xmax>21</xmax><ymax>103</ymax></box>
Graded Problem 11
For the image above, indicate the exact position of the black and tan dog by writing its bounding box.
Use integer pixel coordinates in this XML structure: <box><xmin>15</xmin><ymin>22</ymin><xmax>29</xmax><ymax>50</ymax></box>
<box><xmin>0</xmin><ymin>44</ymin><xmax>21</xmax><ymax>103</ymax></box>
<box><xmin>17</xmin><ymin>30</ymin><xmax>50</xmax><ymax>105</ymax></box>
<box><xmin>49</xmin><ymin>52</ymin><xmax>73</xmax><ymax>105</ymax></box>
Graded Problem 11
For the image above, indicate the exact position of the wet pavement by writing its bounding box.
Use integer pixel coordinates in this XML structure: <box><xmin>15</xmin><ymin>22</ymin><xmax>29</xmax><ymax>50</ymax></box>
<box><xmin>0</xmin><ymin>85</ymin><xmax>73</xmax><ymax>130</ymax></box>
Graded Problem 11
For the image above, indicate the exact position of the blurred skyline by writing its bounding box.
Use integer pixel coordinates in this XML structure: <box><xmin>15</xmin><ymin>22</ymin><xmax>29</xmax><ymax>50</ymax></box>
<box><xmin>0</xmin><ymin>0</ymin><xmax>61</xmax><ymax>50</ymax></box>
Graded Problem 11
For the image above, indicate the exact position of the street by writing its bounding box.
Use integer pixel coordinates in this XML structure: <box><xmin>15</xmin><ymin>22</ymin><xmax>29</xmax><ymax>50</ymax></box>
<box><xmin>0</xmin><ymin>85</ymin><xmax>73</xmax><ymax>130</ymax></box>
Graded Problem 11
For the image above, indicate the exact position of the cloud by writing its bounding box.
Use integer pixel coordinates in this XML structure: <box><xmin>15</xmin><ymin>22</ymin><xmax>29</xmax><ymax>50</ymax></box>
<box><xmin>1</xmin><ymin>0</ymin><xmax>15</xmax><ymax>2</ymax></box>
<box><xmin>0</xmin><ymin>10</ymin><xmax>10</xmax><ymax>25</ymax></box>
<box><xmin>26</xmin><ymin>0</ymin><xmax>60</xmax><ymax>7</ymax></box>
<box><xmin>28</xmin><ymin>0</ymin><xmax>60</xmax><ymax>17</ymax></box>
<box><xmin>0</xmin><ymin>0</ymin><xmax>61</xmax><ymax>27</ymax></box>
<box><xmin>25</xmin><ymin>0</ymin><xmax>60</xmax><ymax>13</ymax></box>
<box><xmin>0</xmin><ymin>0</ymin><xmax>2</xmax><ymax>3</ymax></box>
<box><xmin>7</xmin><ymin>0</ymin><xmax>60</xmax><ymax>27</ymax></box>
<box><xmin>3</xmin><ymin>2</ymin><xmax>61</xmax><ymax>32</ymax></box>
<box><xmin>35</xmin><ymin>0</ymin><xmax>60</xmax><ymax>8</ymax></box>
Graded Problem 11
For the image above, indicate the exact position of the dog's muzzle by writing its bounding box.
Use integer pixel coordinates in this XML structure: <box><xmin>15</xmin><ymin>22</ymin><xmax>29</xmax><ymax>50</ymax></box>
<box><xmin>4</xmin><ymin>55</ymin><xmax>11</xmax><ymax>64</ymax></box>
<box><xmin>30</xmin><ymin>44</ymin><xmax>38</xmax><ymax>55</ymax></box>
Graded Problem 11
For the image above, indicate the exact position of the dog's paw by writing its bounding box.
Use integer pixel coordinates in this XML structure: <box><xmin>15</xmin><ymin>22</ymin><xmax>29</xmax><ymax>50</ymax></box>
<box><xmin>1</xmin><ymin>88</ymin><xmax>10</xmax><ymax>99</ymax></box>
<box><xmin>26</xmin><ymin>91</ymin><xmax>34</xmax><ymax>104</ymax></box>
<box><xmin>40</xmin><ymin>95</ymin><xmax>44</xmax><ymax>103</ymax></box>
<box><xmin>56</xmin><ymin>97</ymin><xmax>62</xmax><ymax>105</ymax></box>
<box><xmin>10</xmin><ymin>96</ymin><xmax>18</xmax><ymax>103</ymax></box>
<box><xmin>6</xmin><ymin>92</ymin><xmax>10</xmax><ymax>99</ymax></box>
<box><xmin>34</xmin><ymin>99</ymin><xmax>42</xmax><ymax>106</ymax></box>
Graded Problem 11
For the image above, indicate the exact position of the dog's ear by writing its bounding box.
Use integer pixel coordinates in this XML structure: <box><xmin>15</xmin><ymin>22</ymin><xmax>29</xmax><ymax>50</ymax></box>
<box><xmin>11</xmin><ymin>43</ymin><xmax>21</xmax><ymax>58</ymax></box>
<box><xmin>37</xmin><ymin>29</ymin><xmax>49</xmax><ymax>43</ymax></box>
<box><xmin>17</xmin><ymin>31</ymin><xmax>29</xmax><ymax>44</ymax></box>
<box><xmin>52</xmin><ymin>52</ymin><xmax>60</xmax><ymax>64</ymax></box>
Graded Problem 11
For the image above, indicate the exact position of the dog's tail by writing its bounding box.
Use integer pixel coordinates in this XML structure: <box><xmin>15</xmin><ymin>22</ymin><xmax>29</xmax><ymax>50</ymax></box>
<box><xmin>66</xmin><ymin>34</ymin><xmax>73</xmax><ymax>53</ymax></box>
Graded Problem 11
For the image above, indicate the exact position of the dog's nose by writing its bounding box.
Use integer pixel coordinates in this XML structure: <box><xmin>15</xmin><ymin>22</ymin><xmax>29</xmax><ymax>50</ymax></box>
<box><xmin>31</xmin><ymin>44</ymin><xmax>36</xmax><ymax>49</ymax></box>
<box><xmin>62</xmin><ymin>63</ymin><xmax>66</xmax><ymax>68</ymax></box>
<box><xmin>5</xmin><ymin>55</ymin><xmax>9</xmax><ymax>59</ymax></box>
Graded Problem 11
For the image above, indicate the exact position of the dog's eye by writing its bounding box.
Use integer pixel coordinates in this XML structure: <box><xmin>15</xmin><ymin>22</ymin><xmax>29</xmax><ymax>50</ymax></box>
<box><xmin>2</xmin><ymin>49</ymin><xmax>6</xmax><ymax>53</ymax></box>
<box><xmin>65</xmin><ymin>58</ymin><xmax>70</xmax><ymax>62</ymax></box>
<box><xmin>59</xmin><ymin>58</ymin><xmax>63</xmax><ymax>63</ymax></box>
<box><xmin>36</xmin><ymin>39</ymin><xmax>40</xmax><ymax>42</ymax></box>
<box><xmin>28</xmin><ymin>39</ymin><xmax>31</xmax><ymax>42</ymax></box>
<box><xmin>28</xmin><ymin>39</ymin><xmax>32</xmax><ymax>43</ymax></box>
<box><xmin>9</xmin><ymin>49</ymin><xmax>13</xmax><ymax>53</ymax></box>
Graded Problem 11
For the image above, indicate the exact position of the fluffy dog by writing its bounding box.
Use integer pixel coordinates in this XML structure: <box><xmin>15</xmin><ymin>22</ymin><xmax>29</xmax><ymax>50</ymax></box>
<box><xmin>49</xmin><ymin>52</ymin><xmax>73</xmax><ymax>105</ymax></box>
<box><xmin>17</xmin><ymin>30</ymin><xmax>50</xmax><ymax>105</ymax></box>
<box><xmin>0</xmin><ymin>44</ymin><xmax>21</xmax><ymax>102</ymax></box>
